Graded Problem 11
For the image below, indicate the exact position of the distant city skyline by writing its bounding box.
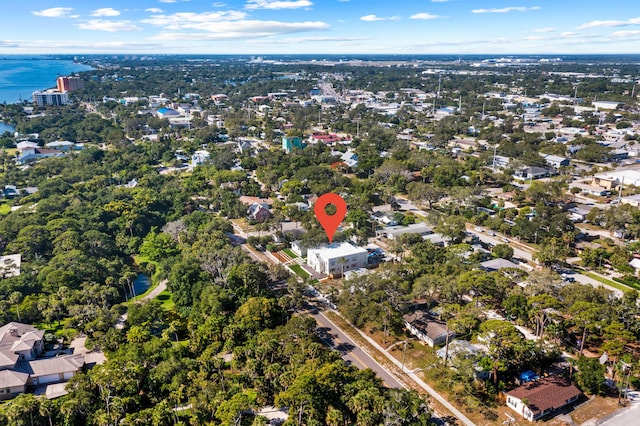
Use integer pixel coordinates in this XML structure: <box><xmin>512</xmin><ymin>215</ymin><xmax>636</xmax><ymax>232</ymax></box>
<box><xmin>1</xmin><ymin>1</ymin><xmax>639</xmax><ymax>54</ymax></box>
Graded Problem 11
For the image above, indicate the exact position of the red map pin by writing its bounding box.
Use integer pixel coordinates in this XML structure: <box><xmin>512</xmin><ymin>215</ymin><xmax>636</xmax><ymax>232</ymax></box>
<box><xmin>314</xmin><ymin>193</ymin><xmax>347</xmax><ymax>244</ymax></box>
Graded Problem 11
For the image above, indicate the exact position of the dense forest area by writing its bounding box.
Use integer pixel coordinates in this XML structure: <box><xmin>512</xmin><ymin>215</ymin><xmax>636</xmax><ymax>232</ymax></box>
<box><xmin>0</xmin><ymin>134</ymin><xmax>432</xmax><ymax>425</ymax></box>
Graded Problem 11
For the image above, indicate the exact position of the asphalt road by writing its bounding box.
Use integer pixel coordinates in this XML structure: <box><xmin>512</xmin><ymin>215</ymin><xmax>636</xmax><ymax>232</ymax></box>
<box><xmin>305</xmin><ymin>303</ymin><xmax>405</xmax><ymax>389</ymax></box>
<box><xmin>466</xmin><ymin>224</ymin><xmax>534</xmax><ymax>262</ymax></box>
<box><xmin>598</xmin><ymin>401</ymin><xmax>640</xmax><ymax>426</ymax></box>
<box><xmin>466</xmin><ymin>225</ymin><xmax>624</xmax><ymax>297</ymax></box>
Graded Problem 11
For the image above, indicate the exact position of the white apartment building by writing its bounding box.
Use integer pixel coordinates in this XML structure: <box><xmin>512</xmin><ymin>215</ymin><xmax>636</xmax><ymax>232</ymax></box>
<box><xmin>307</xmin><ymin>242</ymin><xmax>368</xmax><ymax>277</ymax></box>
<box><xmin>32</xmin><ymin>90</ymin><xmax>68</xmax><ymax>107</ymax></box>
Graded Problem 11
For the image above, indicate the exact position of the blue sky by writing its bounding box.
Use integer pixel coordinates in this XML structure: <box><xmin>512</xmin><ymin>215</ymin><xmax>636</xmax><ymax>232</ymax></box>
<box><xmin>1</xmin><ymin>1</ymin><xmax>639</xmax><ymax>54</ymax></box>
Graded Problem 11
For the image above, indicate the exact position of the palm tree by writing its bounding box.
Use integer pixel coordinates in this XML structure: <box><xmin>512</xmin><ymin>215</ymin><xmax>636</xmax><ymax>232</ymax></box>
<box><xmin>9</xmin><ymin>291</ymin><xmax>22</xmax><ymax>321</ymax></box>
<box><xmin>338</xmin><ymin>256</ymin><xmax>348</xmax><ymax>278</ymax></box>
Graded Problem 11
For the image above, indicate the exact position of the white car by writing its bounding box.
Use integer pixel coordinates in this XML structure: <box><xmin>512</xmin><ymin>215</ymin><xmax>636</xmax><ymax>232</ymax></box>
<box><xmin>487</xmin><ymin>231</ymin><xmax>496</xmax><ymax>236</ymax></box>
<box><xmin>475</xmin><ymin>227</ymin><xmax>483</xmax><ymax>232</ymax></box>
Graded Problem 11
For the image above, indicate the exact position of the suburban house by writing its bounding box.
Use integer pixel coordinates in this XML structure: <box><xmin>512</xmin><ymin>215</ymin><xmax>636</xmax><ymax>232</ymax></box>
<box><xmin>0</xmin><ymin>322</ymin><xmax>86</xmax><ymax>400</ymax></box>
<box><xmin>492</xmin><ymin>155</ymin><xmax>513</xmax><ymax>169</ymax></box>
<box><xmin>155</xmin><ymin>107</ymin><xmax>180</xmax><ymax>118</ymax></box>
<box><xmin>513</xmin><ymin>166</ymin><xmax>553</xmax><ymax>180</ymax></box>
<box><xmin>435</xmin><ymin>339</ymin><xmax>480</xmax><ymax>361</ymax></box>
<box><xmin>17</xmin><ymin>147</ymin><xmax>64</xmax><ymax>165</ymax></box>
<box><xmin>592</xmin><ymin>169</ymin><xmax>640</xmax><ymax>190</ymax></box>
<box><xmin>0</xmin><ymin>254</ymin><xmax>21</xmax><ymax>278</ymax></box>
<box><xmin>0</xmin><ymin>370</ymin><xmax>30</xmax><ymax>400</ymax></box>
<box><xmin>480</xmin><ymin>258</ymin><xmax>521</xmax><ymax>272</ymax></box>
<box><xmin>44</xmin><ymin>140</ymin><xmax>76</xmax><ymax>151</ymax></box>
<box><xmin>376</xmin><ymin>223</ymin><xmax>434</xmax><ymax>240</ymax></box>
<box><xmin>403</xmin><ymin>310</ymin><xmax>455</xmax><ymax>347</ymax></box>
<box><xmin>16</xmin><ymin>354</ymin><xmax>84</xmax><ymax>386</ymax></box>
<box><xmin>291</xmin><ymin>240</ymin><xmax>308</xmax><ymax>257</ymax></box>
<box><xmin>307</xmin><ymin>242</ymin><xmax>369</xmax><ymax>277</ymax></box>
<box><xmin>282</xmin><ymin>135</ymin><xmax>305</xmax><ymax>153</ymax></box>
<box><xmin>371</xmin><ymin>211</ymin><xmax>399</xmax><ymax>226</ymax></box>
<box><xmin>540</xmin><ymin>153</ymin><xmax>570</xmax><ymax>168</ymax></box>
<box><xmin>309</xmin><ymin>132</ymin><xmax>342</xmax><ymax>145</ymax></box>
<box><xmin>0</xmin><ymin>322</ymin><xmax>45</xmax><ymax>362</ymax></box>
<box><xmin>505</xmin><ymin>376</ymin><xmax>582</xmax><ymax>421</ymax></box>
<box><xmin>247</xmin><ymin>203</ymin><xmax>271</xmax><ymax>223</ymax></box>
<box><xmin>191</xmin><ymin>150</ymin><xmax>210</xmax><ymax>167</ymax></box>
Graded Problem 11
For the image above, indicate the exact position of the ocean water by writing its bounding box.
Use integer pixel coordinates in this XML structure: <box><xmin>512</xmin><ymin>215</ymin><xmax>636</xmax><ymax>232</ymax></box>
<box><xmin>0</xmin><ymin>57</ymin><xmax>93</xmax><ymax>104</ymax></box>
<box><xmin>0</xmin><ymin>122</ymin><xmax>15</xmax><ymax>134</ymax></box>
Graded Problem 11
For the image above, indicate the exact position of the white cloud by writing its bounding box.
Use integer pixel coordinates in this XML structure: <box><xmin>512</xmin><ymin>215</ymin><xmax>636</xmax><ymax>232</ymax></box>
<box><xmin>145</xmin><ymin>8</ymin><xmax>163</xmax><ymax>13</ymax></box>
<box><xmin>360</xmin><ymin>14</ymin><xmax>399</xmax><ymax>22</ymax></box>
<box><xmin>560</xmin><ymin>32</ymin><xmax>582</xmax><ymax>38</ymax></box>
<box><xmin>141</xmin><ymin>11</ymin><xmax>248</xmax><ymax>29</ymax></box>
<box><xmin>431</xmin><ymin>0</ymin><xmax>450</xmax><ymax>2</ymax></box>
<box><xmin>249</xmin><ymin>35</ymin><xmax>368</xmax><ymax>44</ymax></box>
<box><xmin>76</xmin><ymin>20</ymin><xmax>142</xmax><ymax>32</ymax></box>
<box><xmin>611</xmin><ymin>29</ymin><xmax>640</xmax><ymax>38</ymax></box>
<box><xmin>577</xmin><ymin>17</ymin><xmax>640</xmax><ymax>29</ymax></box>
<box><xmin>146</xmin><ymin>13</ymin><xmax>330</xmax><ymax>40</ymax></box>
<box><xmin>91</xmin><ymin>8</ymin><xmax>121</xmax><ymax>17</ymax></box>
<box><xmin>245</xmin><ymin>0</ymin><xmax>312</xmax><ymax>10</ymax></box>
<box><xmin>361</xmin><ymin>15</ymin><xmax>383</xmax><ymax>21</ymax></box>
<box><xmin>152</xmin><ymin>20</ymin><xmax>328</xmax><ymax>40</ymax></box>
<box><xmin>533</xmin><ymin>27</ymin><xmax>555</xmax><ymax>33</ymax></box>
<box><xmin>32</xmin><ymin>7</ymin><xmax>73</xmax><ymax>18</ymax></box>
<box><xmin>212</xmin><ymin>2</ymin><xmax>226</xmax><ymax>6</ymax></box>
<box><xmin>159</xmin><ymin>0</ymin><xmax>177</xmax><ymax>3</ymax></box>
<box><xmin>410</xmin><ymin>13</ymin><xmax>440</xmax><ymax>20</ymax></box>
<box><xmin>0</xmin><ymin>39</ymin><xmax>165</xmax><ymax>52</ymax></box>
<box><xmin>472</xmin><ymin>6</ymin><xmax>540</xmax><ymax>14</ymax></box>
<box><xmin>524</xmin><ymin>35</ymin><xmax>550</xmax><ymax>41</ymax></box>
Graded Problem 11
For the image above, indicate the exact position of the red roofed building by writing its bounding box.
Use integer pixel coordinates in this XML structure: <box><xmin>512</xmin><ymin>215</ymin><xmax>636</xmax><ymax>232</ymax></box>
<box><xmin>309</xmin><ymin>132</ymin><xmax>342</xmax><ymax>145</ymax></box>
<box><xmin>505</xmin><ymin>376</ymin><xmax>582</xmax><ymax>421</ymax></box>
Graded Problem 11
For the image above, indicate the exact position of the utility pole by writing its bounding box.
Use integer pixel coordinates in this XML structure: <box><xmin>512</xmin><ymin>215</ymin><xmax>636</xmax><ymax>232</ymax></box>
<box><xmin>401</xmin><ymin>339</ymin><xmax>408</xmax><ymax>372</ymax></box>
<box><xmin>618</xmin><ymin>176</ymin><xmax>624</xmax><ymax>205</ymax></box>
<box><xmin>492</xmin><ymin>143</ymin><xmax>497</xmax><ymax>172</ymax></box>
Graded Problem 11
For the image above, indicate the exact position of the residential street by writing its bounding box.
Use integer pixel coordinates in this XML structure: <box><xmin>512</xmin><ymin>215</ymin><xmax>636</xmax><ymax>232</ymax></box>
<box><xmin>306</xmin><ymin>302</ymin><xmax>405</xmax><ymax>390</ymax></box>
<box><xmin>597</xmin><ymin>401</ymin><xmax>640</xmax><ymax>426</ymax></box>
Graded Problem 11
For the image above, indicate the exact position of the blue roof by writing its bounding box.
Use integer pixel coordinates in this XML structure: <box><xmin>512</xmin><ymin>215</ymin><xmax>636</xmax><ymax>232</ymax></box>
<box><xmin>519</xmin><ymin>370</ymin><xmax>539</xmax><ymax>382</ymax></box>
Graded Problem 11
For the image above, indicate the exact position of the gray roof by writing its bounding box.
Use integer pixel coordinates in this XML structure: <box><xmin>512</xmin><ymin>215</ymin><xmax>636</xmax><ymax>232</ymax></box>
<box><xmin>16</xmin><ymin>354</ymin><xmax>84</xmax><ymax>377</ymax></box>
<box><xmin>0</xmin><ymin>322</ymin><xmax>44</xmax><ymax>353</ymax></box>
<box><xmin>403</xmin><ymin>311</ymin><xmax>451</xmax><ymax>340</ymax></box>
<box><xmin>386</xmin><ymin>223</ymin><xmax>433</xmax><ymax>237</ymax></box>
<box><xmin>480</xmin><ymin>258</ymin><xmax>520</xmax><ymax>271</ymax></box>
<box><xmin>0</xmin><ymin>370</ymin><xmax>29</xmax><ymax>388</ymax></box>
<box><xmin>0</xmin><ymin>350</ymin><xmax>19</xmax><ymax>368</ymax></box>
<box><xmin>436</xmin><ymin>340</ymin><xmax>480</xmax><ymax>359</ymax></box>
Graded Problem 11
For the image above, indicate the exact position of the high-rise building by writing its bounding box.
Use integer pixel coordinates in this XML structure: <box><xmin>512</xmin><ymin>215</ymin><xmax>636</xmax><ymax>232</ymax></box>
<box><xmin>56</xmin><ymin>76</ymin><xmax>84</xmax><ymax>93</ymax></box>
<box><xmin>32</xmin><ymin>90</ymin><xmax>69</xmax><ymax>107</ymax></box>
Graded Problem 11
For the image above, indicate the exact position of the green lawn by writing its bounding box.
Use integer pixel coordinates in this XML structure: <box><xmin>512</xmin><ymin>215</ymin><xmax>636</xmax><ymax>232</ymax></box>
<box><xmin>289</xmin><ymin>264</ymin><xmax>310</xmax><ymax>279</ymax></box>
<box><xmin>282</xmin><ymin>248</ymin><xmax>298</xmax><ymax>259</ymax></box>
<box><xmin>584</xmin><ymin>272</ymin><xmax>633</xmax><ymax>292</ymax></box>
<box><xmin>157</xmin><ymin>290</ymin><xmax>175</xmax><ymax>310</ymax></box>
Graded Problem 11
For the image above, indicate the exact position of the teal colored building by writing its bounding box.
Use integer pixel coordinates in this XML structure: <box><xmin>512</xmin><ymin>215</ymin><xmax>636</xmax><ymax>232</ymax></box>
<box><xmin>282</xmin><ymin>136</ymin><xmax>305</xmax><ymax>153</ymax></box>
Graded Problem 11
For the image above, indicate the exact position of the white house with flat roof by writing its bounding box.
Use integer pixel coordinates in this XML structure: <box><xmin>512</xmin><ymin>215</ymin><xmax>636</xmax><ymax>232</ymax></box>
<box><xmin>307</xmin><ymin>242</ymin><xmax>368</xmax><ymax>277</ymax></box>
